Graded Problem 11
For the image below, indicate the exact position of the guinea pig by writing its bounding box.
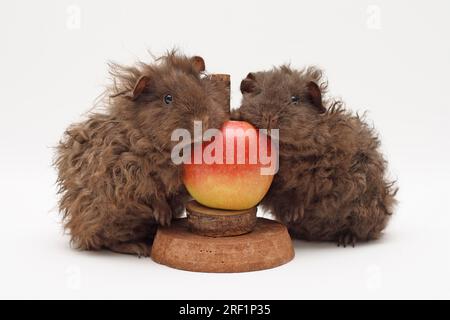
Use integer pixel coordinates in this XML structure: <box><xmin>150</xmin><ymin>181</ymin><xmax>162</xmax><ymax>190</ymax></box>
<box><xmin>55</xmin><ymin>51</ymin><xmax>229</xmax><ymax>256</ymax></box>
<box><xmin>236</xmin><ymin>66</ymin><xmax>397</xmax><ymax>247</ymax></box>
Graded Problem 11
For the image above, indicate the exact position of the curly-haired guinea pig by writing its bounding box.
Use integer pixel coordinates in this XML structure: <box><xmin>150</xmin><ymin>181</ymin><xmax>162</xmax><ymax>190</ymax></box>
<box><xmin>55</xmin><ymin>52</ymin><xmax>229</xmax><ymax>256</ymax></box>
<box><xmin>236</xmin><ymin>66</ymin><xmax>397</xmax><ymax>247</ymax></box>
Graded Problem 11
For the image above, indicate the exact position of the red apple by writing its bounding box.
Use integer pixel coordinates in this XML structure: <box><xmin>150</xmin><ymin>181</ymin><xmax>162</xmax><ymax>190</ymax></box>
<box><xmin>182</xmin><ymin>121</ymin><xmax>277</xmax><ymax>210</ymax></box>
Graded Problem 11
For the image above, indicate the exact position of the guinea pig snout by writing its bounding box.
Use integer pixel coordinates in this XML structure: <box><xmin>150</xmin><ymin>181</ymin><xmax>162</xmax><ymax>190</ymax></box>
<box><xmin>193</xmin><ymin>115</ymin><xmax>210</xmax><ymax>131</ymax></box>
<box><xmin>261</xmin><ymin>113</ymin><xmax>278</xmax><ymax>130</ymax></box>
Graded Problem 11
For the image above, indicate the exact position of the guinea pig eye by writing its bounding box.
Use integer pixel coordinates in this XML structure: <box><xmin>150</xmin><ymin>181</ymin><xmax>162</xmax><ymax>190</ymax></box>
<box><xmin>291</xmin><ymin>96</ymin><xmax>300</xmax><ymax>105</ymax></box>
<box><xmin>163</xmin><ymin>94</ymin><xmax>173</xmax><ymax>105</ymax></box>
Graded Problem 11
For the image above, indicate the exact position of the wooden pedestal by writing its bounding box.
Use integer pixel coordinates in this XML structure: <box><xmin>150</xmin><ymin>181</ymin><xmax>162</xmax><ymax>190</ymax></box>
<box><xmin>186</xmin><ymin>201</ymin><xmax>257</xmax><ymax>237</ymax></box>
<box><xmin>151</xmin><ymin>217</ymin><xmax>295</xmax><ymax>273</ymax></box>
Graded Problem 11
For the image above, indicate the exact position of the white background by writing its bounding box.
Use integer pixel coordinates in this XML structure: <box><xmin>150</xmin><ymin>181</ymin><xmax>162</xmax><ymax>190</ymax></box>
<box><xmin>1</xmin><ymin>0</ymin><xmax>449</xmax><ymax>299</ymax></box>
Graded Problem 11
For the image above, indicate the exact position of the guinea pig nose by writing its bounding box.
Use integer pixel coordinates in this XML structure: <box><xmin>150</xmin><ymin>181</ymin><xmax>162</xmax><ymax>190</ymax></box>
<box><xmin>262</xmin><ymin>114</ymin><xmax>274</xmax><ymax>128</ymax></box>
<box><xmin>193</xmin><ymin>116</ymin><xmax>210</xmax><ymax>131</ymax></box>
<box><xmin>201</xmin><ymin>115</ymin><xmax>210</xmax><ymax>130</ymax></box>
<box><xmin>270</xmin><ymin>117</ymin><xmax>277</xmax><ymax>126</ymax></box>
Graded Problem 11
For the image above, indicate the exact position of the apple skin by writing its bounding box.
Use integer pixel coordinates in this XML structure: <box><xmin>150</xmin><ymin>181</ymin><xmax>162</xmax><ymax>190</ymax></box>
<box><xmin>182</xmin><ymin>121</ymin><xmax>275</xmax><ymax>210</ymax></box>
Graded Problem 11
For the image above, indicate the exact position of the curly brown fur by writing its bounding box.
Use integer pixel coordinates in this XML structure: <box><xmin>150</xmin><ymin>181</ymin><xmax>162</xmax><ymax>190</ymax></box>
<box><xmin>55</xmin><ymin>51</ymin><xmax>228</xmax><ymax>256</ymax></box>
<box><xmin>236</xmin><ymin>66</ymin><xmax>397</xmax><ymax>246</ymax></box>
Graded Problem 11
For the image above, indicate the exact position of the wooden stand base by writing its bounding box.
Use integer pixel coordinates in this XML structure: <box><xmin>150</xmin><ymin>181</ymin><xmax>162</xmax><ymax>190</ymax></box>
<box><xmin>186</xmin><ymin>201</ymin><xmax>257</xmax><ymax>237</ymax></box>
<box><xmin>151</xmin><ymin>218</ymin><xmax>295</xmax><ymax>273</ymax></box>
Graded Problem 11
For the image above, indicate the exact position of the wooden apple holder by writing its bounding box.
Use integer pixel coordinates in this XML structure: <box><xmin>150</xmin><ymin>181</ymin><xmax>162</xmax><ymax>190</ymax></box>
<box><xmin>150</xmin><ymin>75</ymin><xmax>294</xmax><ymax>273</ymax></box>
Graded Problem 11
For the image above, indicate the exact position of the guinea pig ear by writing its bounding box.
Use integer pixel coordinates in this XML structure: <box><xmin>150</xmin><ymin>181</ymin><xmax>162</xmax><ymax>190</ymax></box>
<box><xmin>131</xmin><ymin>75</ymin><xmax>151</xmax><ymax>100</ymax></box>
<box><xmin>192</xmin><ymin>56</ymin><xmax>206</xmax><ymax>73</ymax></box>
<box><xmin>240</xmin><ymin>73</ymin><xmax>257</xmax><ymax>94</ymax></box>
<box><xmin>306</xmin><ymin>81</ymin><xmax>327</xmax><ymax>114</ymax></box>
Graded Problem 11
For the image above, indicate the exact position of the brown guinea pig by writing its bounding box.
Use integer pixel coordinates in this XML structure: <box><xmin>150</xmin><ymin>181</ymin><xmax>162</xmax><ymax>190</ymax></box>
<box><xmin>236</xmin><ymin>66</ymin><xmax>397</xmax><ymax>247</ymax></box>
<box><xmin>55</xmin><ymin>51</ymin><xmax>228</xmax><ymax>256</ymax></box>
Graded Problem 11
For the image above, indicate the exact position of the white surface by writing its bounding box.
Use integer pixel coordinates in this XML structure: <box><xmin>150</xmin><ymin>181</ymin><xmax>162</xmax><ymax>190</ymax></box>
<box><xmin>0</xmin><ymin>0</ymin><xmax>449</xmax><ymax>299</ymax></box>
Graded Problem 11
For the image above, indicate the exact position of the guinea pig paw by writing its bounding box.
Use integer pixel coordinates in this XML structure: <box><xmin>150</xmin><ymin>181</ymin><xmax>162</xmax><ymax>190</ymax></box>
<box><xmin>337</xmin><ymin>231</ymin><xmax>357</xmax><ymax>248</ymax></box>
<box><xmin>135</xmin><ymin>243</ymin><xmax>152</xmax><ymax>258</ymax></box>
<box><xmin>284</xmin><ymin>207</ymin><xmax>304</xmax><ymax>224</ymax></box>
<box><xmin>154</xmin><ymin>211</ymin><xmax>172</xmax><ymax>226</ymax></box>
<box><xmin>162</xmin><ymin>214</ymin><xmax>173</xmax><ymax>226</ymax></box>
<box><xmin>109</xmin><ymin>242</ymin><xmax>152</xmax><ymax>257</ymax></box>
